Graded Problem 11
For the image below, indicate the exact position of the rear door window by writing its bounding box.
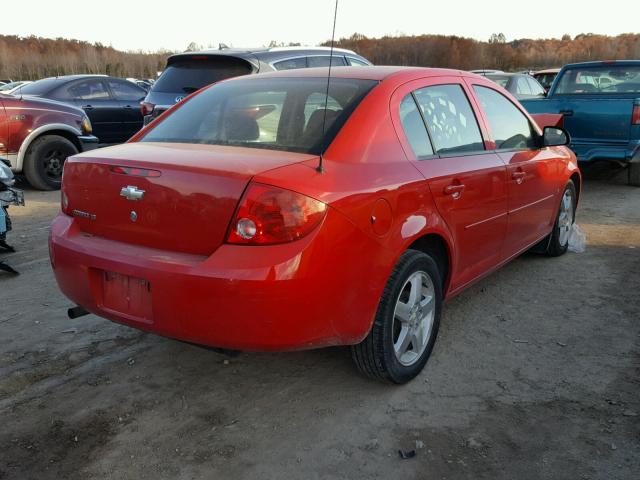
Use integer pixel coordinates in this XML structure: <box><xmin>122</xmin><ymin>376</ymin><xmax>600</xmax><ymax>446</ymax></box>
<box><xmin>413</xmin><ymin>84</ymin><xmax>484</xmax><ymax>154</ymax></box>
<box><xmin>54</xmin><ymin>79</ymin><xmax>110</xmax><ymax>100</ymax></box>
<box><xmin>307</xmin><ymin>56</ymin><xmax>346</xmax><ymax>67</ymax></box>
<box><xmin>473</xmin><ymin>85</ymin><xmax>536</xmax><ymax>150</ymax></box>
<box><xmin>273</xmin><ymin>57</ymin><xmax>307</xmax><ymax>70</ymax></box>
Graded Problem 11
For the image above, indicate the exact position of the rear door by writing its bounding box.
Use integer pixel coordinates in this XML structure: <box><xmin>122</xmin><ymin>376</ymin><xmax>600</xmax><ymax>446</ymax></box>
<box><xmin>470</xmin><ymin>83</ymin><xmax>559</xmax><ymax>256</ymax></box>
<box><xmin>392</xmin><ymin>77</ymin><xmax>508</xmax><ymax>292</ymax></box>
<box><xmin>106</xmin><ymin>79</ymin><xmax>146</xmax><ymax>141</ymax></box>
<box><xmin>54</xmin><ymin>78</ymin><xmax>121</xmax><ymax>144</ymax></box>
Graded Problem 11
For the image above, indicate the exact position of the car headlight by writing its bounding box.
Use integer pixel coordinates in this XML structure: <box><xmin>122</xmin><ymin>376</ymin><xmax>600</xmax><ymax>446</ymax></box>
<box><xmin>81</xmin><ymin>116</ymin><xmax>93</xmax><ymax>135</ymax></box>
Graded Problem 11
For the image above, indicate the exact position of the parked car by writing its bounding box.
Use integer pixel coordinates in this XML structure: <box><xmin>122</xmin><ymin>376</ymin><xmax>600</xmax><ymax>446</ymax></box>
<box><xmin>17</xmin><ymin>75</ymin><xmax>147</xmax><ymax>144</ymax></box>
<box><xmin>532</xmin><ymin>68</ymin><xmax>560</xmax><ymax>93</ymax></box>
<box><xmin>482</xmin><ymin>72</ymin><xmax>546</xmax><ymax>99</ymax></box>
<box><xmin>0</xmin><ymin>92</ymin><xmax>98</xmax><ymax>189</ymax></box>
<box><xmin>0</xmin><ymin>81</ymin><xmax>33</xmax><ymax>95</ymax></box>
<box><xmin>142</xmin><ymin>46</ymin><xmax>372</xmax><ymax>124</ymax></box>
<box><xmin>521</xmin><ymin>60</ymin><xmax>640</xmax><ymax>185</ymax></box>
<box><xmin>469</xmin><ymin>69</ymin><xmax>504</xmax><ymax>75</ymax></box>
<box><xmin>50</xmin><ymin>66</ymin><xmax>580</xmax><ymax>383</ymax></box>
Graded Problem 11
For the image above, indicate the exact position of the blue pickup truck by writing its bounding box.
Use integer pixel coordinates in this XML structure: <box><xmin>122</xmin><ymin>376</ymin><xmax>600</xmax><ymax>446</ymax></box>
<box><xmin>521</xmin><ymin>60</ymin><xmax>640</xmax><ymax>185</ymax></box>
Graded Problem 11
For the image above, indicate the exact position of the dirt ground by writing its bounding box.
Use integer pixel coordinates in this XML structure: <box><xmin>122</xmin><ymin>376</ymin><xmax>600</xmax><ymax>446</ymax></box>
<box><xmin>1</xmin><ymin>167</ymin><xmax>639</xmax><ymax>480</ymax></box>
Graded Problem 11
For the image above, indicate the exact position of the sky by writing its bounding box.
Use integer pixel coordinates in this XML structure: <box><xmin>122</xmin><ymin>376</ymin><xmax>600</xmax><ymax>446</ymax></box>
<box><xmin>5</xmin><ymin>0</ymin><xmax>639</xmax><ymax>52</ymax></box>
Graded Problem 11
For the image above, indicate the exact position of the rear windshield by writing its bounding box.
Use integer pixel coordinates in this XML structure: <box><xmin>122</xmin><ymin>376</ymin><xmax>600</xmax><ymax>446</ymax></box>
<box><xmin>555</xmin><ymin>65</ymin><xmax>640</xmax><ymax>94</ymax></box>
<box><xmin>16</xmin><ymin>78</ymin><xmax>62</xmax><ymax>96</ymax></box>
<box><xmin>152</xmin><ymin>57</ymin><xmax>253</xmax><ymax>94</ymax></box>
<box><xmin>485</xmin><ymin>75</ymin><xmax>510</xmax><ymax>88</ymax></box>
<box><xmin>141</xmin><ymin>77</ymin><xmax>378</xmax><ymax>155</ymax></box>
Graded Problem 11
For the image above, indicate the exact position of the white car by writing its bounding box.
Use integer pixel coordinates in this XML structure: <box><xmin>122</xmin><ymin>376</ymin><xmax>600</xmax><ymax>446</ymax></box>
<box><xmin>0</xmin><ymin>81</ymin><xmax>33</xmax><ymax>95</ymax></box>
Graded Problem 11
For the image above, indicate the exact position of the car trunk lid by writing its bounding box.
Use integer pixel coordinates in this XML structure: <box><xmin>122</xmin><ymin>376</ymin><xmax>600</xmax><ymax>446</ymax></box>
<box><xmin>62</xmin><ymin>142</ymin><xmax>316</xmax><ymax>256</ymax></box>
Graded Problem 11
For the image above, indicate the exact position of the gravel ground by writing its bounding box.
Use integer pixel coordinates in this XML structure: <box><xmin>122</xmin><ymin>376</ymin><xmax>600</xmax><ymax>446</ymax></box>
<box><xmin>0</xmin><ymin>167</ymin><xmax>638</xmax><ymax>480</ymax></box>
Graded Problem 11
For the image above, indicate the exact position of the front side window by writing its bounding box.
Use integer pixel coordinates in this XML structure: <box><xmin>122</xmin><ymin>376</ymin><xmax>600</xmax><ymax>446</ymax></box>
<box><xmin>142</xmin><ymin>77</ymin><xmax>377</xmax><ymax>155</ymax></box>
<box><xmin>555</xmin><ymin>65</ymin><xmax>640</xmax><ymax>94</ymax></box>
<box><xmin>516</xmin><ymin>77</ymin><xmax>532</xmax><ymax>96</ymax></box>
<box><xmin>399</xmin><ymin>94</ymin><xmax>434</xmax><ymax>159</ymax></box>
<box><xmin>527</xmin><ymin>77</ymin><xmax>546</xmax><ymax>96</ymax></box>
<box><xmin>473</xmin><ymin>85</ymin><xmax>536</xmax><ymax>150</ymax></box>
<box><xmin>413</xmin><ymin>84</ymin><xmax>484</xmax><ymax>154</ymax></box>
<box><xmin>108</xmin><ymin>80</ymin><xmax>146</xmax><ymax>101</ymax></box>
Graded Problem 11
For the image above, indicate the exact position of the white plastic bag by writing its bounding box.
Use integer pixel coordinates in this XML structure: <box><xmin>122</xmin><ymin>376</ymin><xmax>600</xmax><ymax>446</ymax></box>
<box><xmin>568</xmin><ymin>223</ymin><xmax>586</xmax><ymax>253</ymax></box>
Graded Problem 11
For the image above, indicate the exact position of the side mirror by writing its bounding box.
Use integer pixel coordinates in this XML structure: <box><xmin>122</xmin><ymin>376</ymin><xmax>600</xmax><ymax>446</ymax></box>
<box><xmin>543</xmin><ymin>126</ymin><xmax>570</xmax><ymax>147</ymax></box>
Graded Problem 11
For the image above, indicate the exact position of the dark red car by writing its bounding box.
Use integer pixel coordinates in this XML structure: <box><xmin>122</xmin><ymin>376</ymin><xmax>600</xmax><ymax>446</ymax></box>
<box><xmin>0</xmin><ymin>93</ymin><xmax>98</xmax><ymax>189</ymax></box>
<box><xmin>50</xmin><ymin>67</ymin><xmax>580</xmax><ymax>383</ymax></box>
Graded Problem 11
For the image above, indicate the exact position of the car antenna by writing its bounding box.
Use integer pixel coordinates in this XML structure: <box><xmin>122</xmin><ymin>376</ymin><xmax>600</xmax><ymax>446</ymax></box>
<box><xmin>316</xmin><ymin>0</ymin><xmax>339</xmax><ymax>174</ymax></box>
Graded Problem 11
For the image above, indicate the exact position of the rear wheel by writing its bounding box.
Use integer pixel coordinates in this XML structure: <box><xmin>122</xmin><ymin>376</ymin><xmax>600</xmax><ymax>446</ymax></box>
<box><xmin>629</xmin><ymin>162</ymin><xmax>640</xmax><ymax>187</ymax></box>
<box><xmin>546</xmin><ymin>181</ymin><xmax>576</xmax><ymax>256</ymax></box>
<box><xmin>24</xmin><ymin>135</ymin><xmax>78</xmax><ymax>190</ymax></box>
<box><xmin>351</xmin><ymin>250</ymin><xmax>442</xmax><ymax>384</ymax></box>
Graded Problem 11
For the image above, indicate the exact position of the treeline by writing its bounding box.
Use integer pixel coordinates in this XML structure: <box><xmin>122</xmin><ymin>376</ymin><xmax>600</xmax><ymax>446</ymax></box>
<box><xmin>0</xmin><ymin>35</ymin><xmax>169</xmax><ymax>80</ymax></box>
<box><xmin>329</xmin><ymin>33</ymin><xmax>640</xmax><ymax>71</ymax></box>
<box><xmin>1</xmin><ymin>32</ymin><xmax>639</xmax><ymax>82</ymax></box>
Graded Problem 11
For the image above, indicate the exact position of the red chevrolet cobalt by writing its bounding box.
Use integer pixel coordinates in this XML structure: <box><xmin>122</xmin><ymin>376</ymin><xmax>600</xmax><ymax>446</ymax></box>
<box><xmin>50</xmin><ymin>67</ymin><xmax>580</xmax><ymax>383</ymax></box>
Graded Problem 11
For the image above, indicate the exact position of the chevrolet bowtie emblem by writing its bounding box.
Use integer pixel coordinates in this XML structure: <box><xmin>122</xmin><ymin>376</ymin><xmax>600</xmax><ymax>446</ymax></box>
<box><xmin>120</xmin><ymin>185</ymin><xmax>145</xmax><ymax>201</ymax></box>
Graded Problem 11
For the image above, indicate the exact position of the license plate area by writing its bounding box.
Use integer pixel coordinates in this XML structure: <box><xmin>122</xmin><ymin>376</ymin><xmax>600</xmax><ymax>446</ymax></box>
<box><xmin>101</xmin><ymin>271</ymin><xmax>153</xmax><ymax>323</ymax></box>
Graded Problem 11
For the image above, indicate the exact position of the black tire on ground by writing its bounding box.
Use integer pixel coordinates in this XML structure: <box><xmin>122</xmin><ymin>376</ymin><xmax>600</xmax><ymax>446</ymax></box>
<box><xmin>629</xmin><ymin>162</ymin><xmax>640</xmax><ymax>187</ymax></box>
<box><xmin>546</xmin><ymin>180</ymin><xmax>577</xmax><ymax>257</ymax></box>
<box><xmin>23</xmin><ymin>134</ymin><xmax>78</xmax><ymax>190</ymax></box>
<box><xmin>351</xmin><ymin>249</ymin><xmax>442</xmax><ymax>384</ymax></box>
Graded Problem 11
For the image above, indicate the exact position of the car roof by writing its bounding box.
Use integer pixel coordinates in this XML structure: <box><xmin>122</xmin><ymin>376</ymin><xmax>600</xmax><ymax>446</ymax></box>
<box><xmin>229</xmin><ymin>65</ymin><xmax>481</xmax><ymax>84</ymax></box>
<box><xmin>562</xmin><ymin>60</ymin><xmax>640</xmax><ymax>69</ymax></box>
<box><xmin>167</xmin><ymin>46</ymin><xmax>370</xmax><ymax>65</ymax></box>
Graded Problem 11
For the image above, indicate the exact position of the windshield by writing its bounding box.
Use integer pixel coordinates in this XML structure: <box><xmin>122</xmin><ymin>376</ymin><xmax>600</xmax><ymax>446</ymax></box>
<box><xmin>153</xmin><ymin>57</ymin><xmax>253</xmax><ymax>93</ymax></box>
<box><xmin>142</xmin><ymin>77</ymin><xmax>377</xmax><ymax>154</ymax></box>
<box><xmin>555</xmin><ymin>65</ymin><xmax>640</xmax><ymax>94</ymax></box>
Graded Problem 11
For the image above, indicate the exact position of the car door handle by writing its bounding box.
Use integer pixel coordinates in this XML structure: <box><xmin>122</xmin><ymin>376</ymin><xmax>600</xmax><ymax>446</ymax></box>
<box><xmin>512</xmin><ymin>171</ymin><xmax>526</xmax><ymax>184</ymax></box>
<box><xmin>443</xmin><ymin>184</ymin><xmax>465</xmax><ymax>198</ymax></box>
<box><xmin>82</xmin><ymin>105</ymin><xmax>94</xmax><ymax>110</ymax></box>
<box><xmin>122</xmin><ymin>105</ymin><xmax>133</xmax><ymax>109</ymax></box>
<box><xmin>559</xmin><ymin>109</ymin><xmax>573</xmax><ymax>116</ymax></box>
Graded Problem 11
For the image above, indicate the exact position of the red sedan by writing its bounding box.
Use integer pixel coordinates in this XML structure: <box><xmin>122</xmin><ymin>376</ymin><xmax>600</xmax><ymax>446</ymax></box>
<box><xmin>50</xmin><ymin>67</ymin><xmax>580</xmax><ymax>383</ymax></box>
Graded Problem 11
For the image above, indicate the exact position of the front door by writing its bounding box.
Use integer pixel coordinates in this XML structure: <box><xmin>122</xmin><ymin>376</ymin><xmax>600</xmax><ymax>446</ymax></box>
<box><xmin>469</xmin><ymin>84</ymin><xmax>559</xmax><ymax>257</ymax></box>
<box><xmin>392</xmin><ymin>78</ymin><xmax>508</xmax><ymax>293</ymax></box>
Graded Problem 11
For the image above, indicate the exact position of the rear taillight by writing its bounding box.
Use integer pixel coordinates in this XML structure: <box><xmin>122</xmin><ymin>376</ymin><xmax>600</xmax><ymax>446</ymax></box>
<box><xmin>632</xmin><ymin>104</ymin><xmax>640</xmax><ymax>125</ymax></box>
<box><xmin>226</xmin><ymin>183</ymin><xmax>327</xmax><ymax>245</ymax></box>
<box><xmin>140</xmin><ymin>101</ymin><xmax>155</xmax><ymax>116</ymax></box>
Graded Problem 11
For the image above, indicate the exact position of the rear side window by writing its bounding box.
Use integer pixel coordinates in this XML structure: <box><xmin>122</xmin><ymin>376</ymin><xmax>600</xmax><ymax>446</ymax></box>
<box><xmin>473</xmin><ymin>86</ymin><xmax>536</xmax><ymax>150</ymax></box>
<box><xmin>347</xmin><ymin>57</ymin><xmax>369</xmax><ymax>67</ymax></box>
<box><xmin>555</xmin><ymin>65</ymin><xmax>640</xmax><ymax>94</ymax></box>
<box><xmin>142</xmin><ymin>77</ymin><xmax>377</xmax><ymax>155</ymax></box>
<box><xmin>108</xmin><ymin>80</ymin><xmax>146</xmax><ymax>101</ymax></box>
<box><xmin>273</xmin><ymin>57</ymin><xmax>307</xmax><ymax>70</ymax></box>
<box><xmin>399</xmin><ymin>95</ymin><xmax>434</xmax><ymax>159</ymax></box>
<box><xmin>153</xmin><ymin>57</ymin><xmax>253</xmax><ymax>94</ymax></box>
<box><xmin>413</xmin><ymin>84</ymin><xmax>484</xmax><ymax>154</ymax></box>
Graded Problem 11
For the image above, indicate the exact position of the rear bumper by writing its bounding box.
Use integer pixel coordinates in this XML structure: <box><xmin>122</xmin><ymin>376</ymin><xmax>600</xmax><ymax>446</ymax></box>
<box><xmin>49</xmin><ymin>209</ymin><xmax>389</xmax><ymax>351</ymax></box>
<box><xmin>571</xmin><ymin>140</ymin><xmax>640</xmax><ymax>163</ymax></box>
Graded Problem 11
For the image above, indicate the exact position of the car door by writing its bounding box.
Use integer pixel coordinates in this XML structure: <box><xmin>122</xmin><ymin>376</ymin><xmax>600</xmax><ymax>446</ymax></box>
<box><xmin>392</xmin><ymin>77</ymin><xmax>508</xmax><ymax>292</ymax></box>
<box><xmin>0</xmin><ymin>97</ymin><xmax>7</xmax><ymax>158</ymax></box>
<box><xmin>470</xmin><ymin>83</ymin><xmax>560</xmax><ymax>258</ymax></box>
<box><xmin>55</xmin><ymin>78</ymin><xmax>120</xmax><ymax>144</ymax></box>
<box><xmin>106</xmin><ymin>79</ymin><xmax>146</xmax><ymax>141</ymax></box>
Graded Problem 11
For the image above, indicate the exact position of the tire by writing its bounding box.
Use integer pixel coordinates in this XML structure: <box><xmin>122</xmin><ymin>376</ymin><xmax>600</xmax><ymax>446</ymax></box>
<box><xmin>351</xmin><ymin>249</ymin><xmax>442</xmax><ymax>384</ymax></box>
<box><xmin>23</xmin><ymin>135</ymin><xmax>78</xmax><ymax>190</ymax></box>
<box><xmin>629</xmin><ymin>162</ymin><xmax>640</xmax><ymax>187</ymax></box>
<box><xmin>545</xmin><ymin>180</ymin><xmax>577</xmax><ymax>257</ymax></box>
